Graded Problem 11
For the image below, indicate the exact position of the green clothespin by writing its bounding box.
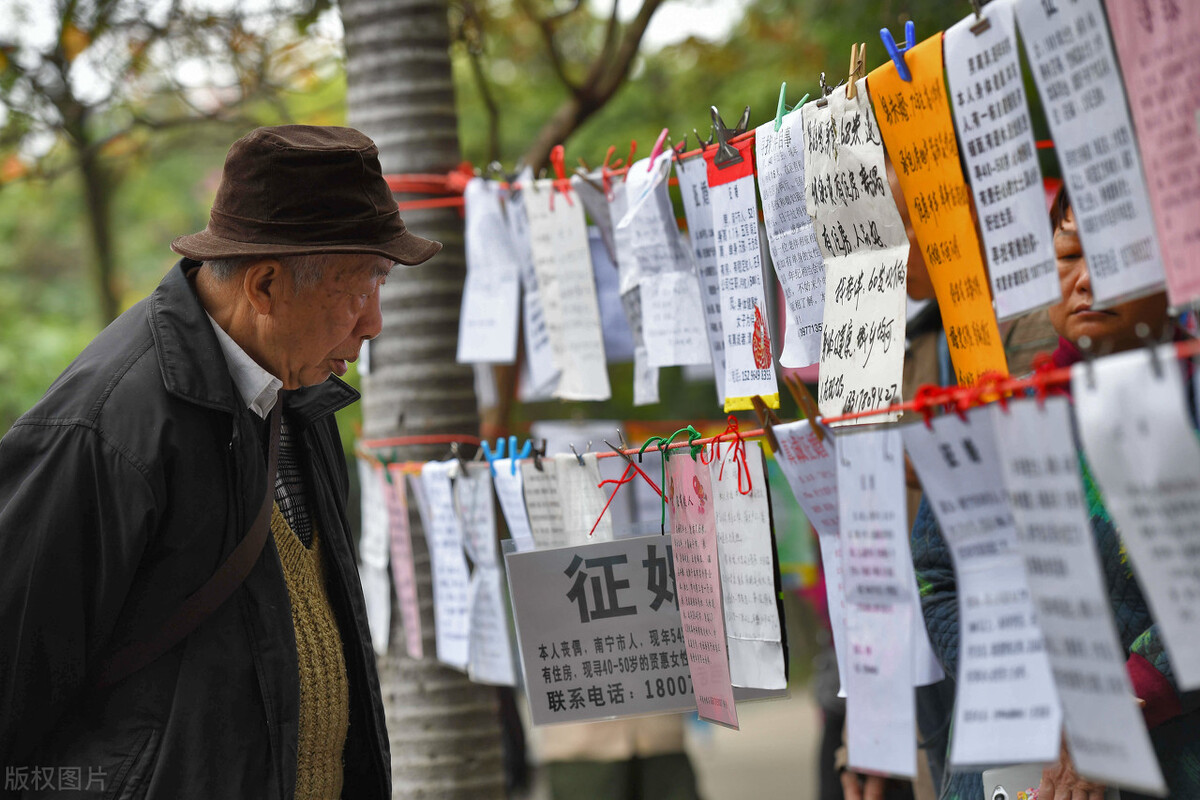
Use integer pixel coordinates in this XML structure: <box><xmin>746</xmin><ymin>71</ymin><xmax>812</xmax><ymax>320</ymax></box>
<box><xmin>774</xmin><ymin>83</ymin><xmax>812</xmax><ymax>131</ymax></box>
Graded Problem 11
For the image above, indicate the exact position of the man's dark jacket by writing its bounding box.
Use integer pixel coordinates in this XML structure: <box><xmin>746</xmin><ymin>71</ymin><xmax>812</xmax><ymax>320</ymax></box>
<box><xmin>0</xmin><ymin>260</ymin><xmax>390</xmax><ymax>799</ymax></box>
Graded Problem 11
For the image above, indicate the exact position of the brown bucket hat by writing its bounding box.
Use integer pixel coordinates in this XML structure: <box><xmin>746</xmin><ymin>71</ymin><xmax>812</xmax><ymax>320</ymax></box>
<box><xmin>172</xmin><ymin>125</ymin><xmax>442</xmax><ymax>266</ymax></box>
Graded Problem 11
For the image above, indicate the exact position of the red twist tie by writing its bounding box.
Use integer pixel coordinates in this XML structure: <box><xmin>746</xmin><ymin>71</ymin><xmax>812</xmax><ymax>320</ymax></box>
<box><xmin>974</xmin><ymin>371</ymin><xmax>1010</xmax><ymax>412</ymax></box>
<box><xmin>1030</xmin><ymin>353</ymin><xmax>1060</xmax><ymax>409</ymax></box>
<box><xmin>913</xmin><ymin>385</ymin><xmax>944</xmax><ymax>430</ymax></box>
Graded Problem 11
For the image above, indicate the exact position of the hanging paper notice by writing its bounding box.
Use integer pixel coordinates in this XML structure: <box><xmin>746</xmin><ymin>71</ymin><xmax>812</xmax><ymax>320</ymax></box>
<box><xmin>704</xmin><ymin>138</ymin><xmax>780</xmax><ymax>412</ymax></box>
<box><xmin>1073</xmin><ymin>346</ymin><xmax>1200</xmax><ymax>690</ymax></box>
<box><xmin>356</xmin><ymin>458</ymin><xmax>391</xmax><ymax>656</ymax></box>
<box><xmin>419</xmin><ymin>461</ymin><xmax>472</xmax><ymax>670</ymax></box>
<box><xmin>610</xmin><ymin>182</ymin><xmax>661</xmax><ymax>405</ymax></box>
<box><xmin>836</xmin><ymin>428</ymin><xmax>916</xmax><ymax>777</ymax></box>
<box><xmin>869</xmin><ymin>37</ymin><xmax>1008</xmax><ymax>384</ymax></box>
<box><xmin>573</xmin><ymin>172</ymin><xmax>618</xmax><ymax>264</ymax></box>
<box><xmin>507</xmin><ymin>170</ymin><xmax>559</xmax><ymax>394</ymax></box>
<box><xmin>944</xmin><ymin>6</ymin><xmax>1059</xmax><ymax>321</ymax></box>
<box><xmin>493</xmin><ymin>458</ymin><xmax>536</xmax><ymax>553</ymax></box>
<box><xmin>804</xmin><ymin>89</ymin><xmax>908</xmax><ymax>423</ymax></box>
<box><xmin>525</xmin><ymin>180</ymin><xmax>611</xmax><ymax>400</ymax></box>
<box><xmin>555</xmin><ymin>453</ymin><xmax>614</xmax><ymax>545</ymax></box>
<box><xmin>676</xmin><ymin>156</ymin><xmax>728</xmax><ymax>404</ymax></box>
<box><xmin>385</xmin><ymin>463</ymin><xmax>423</xmax><ymax>659</ymax></box>
<box><xmin>458</xmin><ymin>178</ymin><xmax>522</xmax><ymax>364</ymax></box>
<box><xmin>903</xmin><ymin>412</ymin><xmax>1062</xmax><ymax>767</ymax></box>
<box><xmin>1014</xmin><ymin>0</ymin><xmax>1166</xmax><ymax>306</ymax></box>
<box><xmin>1106</xmin><ymin>0</ymin><xmax>1200</xmax><ymax>308</ymax></box>
<box><xmin>641</xmin><ymin>269</ymin><xmax>712</xmax><ymax>369</ymax></box>
<box><xmin>990</xmin><ymin>398</ymin><xmax>1164</xmax><ymax>794</ymax></box>
<box><xmin>667</xmin><ymin>454</ymin><xmax>739</xmax><ymax>728</ymax></box>
<box><xmin>590</xmin><ymin>228</ymin><xmax>635</xmax><ymax>363</ymax></box>
<box><xmin>505</xmin><ymin>534</ymin><xmax>696</xmax><ymax>725</ymax></box>
<box><xmin>756</xmin><ymin>115</ymin><xmax>826</xmax><ymax>368</ymax></box>
<box><xmin>521</xmin><ymin>459</ymin><xmax>568</xmax><ymax>550</ymax></box>
<box><xmin>457</xmin><ymin>464</ymin><xmax>518</xmax><ymax>687</ymax></box>
<box><xmin>710</xmin><ymin>441</ymin><xmax>786</xmax><ymax>691</ymax></box>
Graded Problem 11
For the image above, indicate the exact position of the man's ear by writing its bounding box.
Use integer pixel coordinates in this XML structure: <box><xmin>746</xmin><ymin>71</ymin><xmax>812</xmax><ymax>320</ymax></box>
<box><xmin>242</xmin><ymin>258</ymin><xmax>283</xmax><ymax>316</ymax></box>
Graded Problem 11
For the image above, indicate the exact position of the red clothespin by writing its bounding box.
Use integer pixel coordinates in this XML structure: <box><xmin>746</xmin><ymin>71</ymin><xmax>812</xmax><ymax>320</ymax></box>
<box><xmin>601</xmin><ymin>145</ymin><xmax>617</xmax><ymax>199</ymax></box>
<box><xmin>547</xmin><ymin>145</ymin><xmax>574</xmax><ymax>209</ymax></box>
<box><xmin>648</xmin><ymin>128</ymin><xmax>669</xmax><ymax>170</ymax></box>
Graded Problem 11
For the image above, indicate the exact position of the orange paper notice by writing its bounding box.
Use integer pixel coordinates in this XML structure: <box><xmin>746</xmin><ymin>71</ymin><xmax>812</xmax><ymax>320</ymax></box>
<box><xmin>869</xmin><ymin>35</ymin><xmax>1008</xmax><ymax>386</ymax></box>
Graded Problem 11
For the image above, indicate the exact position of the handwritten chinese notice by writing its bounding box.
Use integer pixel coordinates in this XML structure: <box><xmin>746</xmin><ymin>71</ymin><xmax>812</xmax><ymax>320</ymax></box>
<box><xmin>520</xmin><ymin>459</ymin><xmax>568</xmax><ymax>551</ymax></box>
<box><xmin>676</xmin><ymin>155</ymin><xmax>728</xmax><ymax>405</ymax></box>
<box><xmin>506</xmin><ymin>170</ymin><xmax>559</xmax><ymax>394</ymax></box>
<box><xmin>456</xmin><ymin>464</ymin><xmax>518</xmax><ymax>687</ymax></box>
<box><xmin>1074</xmin><ymin>345</ymin><xmax>1200</xmax><ymax>690</ymax></box>
<box><xmin>804</xmin><ymin>89</ymin><xmax>908</xmax><ymax>423</ymax></box>
<box><xmin>1106</xmin><ymin>0</ymin><xmax>1200</xmax><ymax>307</ymax></box>
<box><xmin>555</xmin><ymin>453</ymin><xmax>613</xmax><ymax>545</ymax></box>
<box><xmin>610</xmin><ymin>182</ymin><xmax>660</xmax><ymax>406</ymax></box>
<box><xmin>704</xmin><ymin>138</ymin><xmax>780</xmax><ymax>412</ymax></box>
<box><xmin>990</xmin><ymin>398</ymin><xmax>1164</xmax><ymax>794</ymax></box>
<box><xmin>710</xmin><ymin>441</ymin><xmax>786</xmax><ymax>691</ymax></box>
<box><xmin>756</xmin><ymin>115</ymin><xmax>826</xmax><ymax>367</ymax></box>
<box><xmin>903</xmin><ymin>411</ymin><xmax>1062</xmax><ymax>767</ymax></box>
<box><xmin>505</xmin><ymin>534</ymin><xmax>696</xmax><ymax>725</ymax></box>
<box><xmin>385</xmin><ymin>462</ymin><xmax>423</xmax><ymax>659</ymax></box>
<box><xmin>945</xmin><ymin>7</ymin><xmax>1060</xmax><ymax>321</ymax></box>
<box><xmin>870</xmin><ymin>36</ymin><xmax>1008</xmax><ymax>385</ymax></box>
<box><xmin>419</xmin><ymin>461</ymin><xmax>472</xmax><ymax>671</ymax></box>
<box><xmin>458</xmin><ymin>178</ymin><xmax>522</xmax><ymax>364</ymax></box>
<box><xmin>1015</xmin><ymin>0</ymin><xmax>1166</xmax><ymax>306</ymax></box>
<box><xmin>667</xmin><ymin>454</ymin><xmax>738</xmax><ymax>728</ymax></box>
<box><xmin>525</xmin><ymin>179</ymin><xmax>611</xmax><ymax>401</ymax></box>
<box><xmin>493</xmin><ymin>458</ymin><xmax>536</xmax><ymax>553</ymax></box>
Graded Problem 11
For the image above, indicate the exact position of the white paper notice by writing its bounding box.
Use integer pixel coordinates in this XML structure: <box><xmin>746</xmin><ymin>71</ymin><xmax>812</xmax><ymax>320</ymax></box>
<box><xmin>756</xmin><ymin>115</ymin><xmax>826</xmax><ymax>368</ymax></box>
<box><xmin>555</xmin><ymin>452</ymin><xmax>613</xmax><ymax>545</ymax></box>
<box><xmin>525</xmin><ymin>180</ymin><xmax>611</xmax><ymax>400</ymax></box>
<box><xmin>590</xmin><ymin>228</ymin><xmax>635</xmax><ymax>363</ymax></box>
<box><xmin>675</xmin><ymin>156</ymin><xmax>728</xmax><ymax>404</ymax></box>
<box><xmin>710</xmin><ymin>441</ymin><xmax>786</xmax><ymax>690</ymax></box>
<box><xmin>805</xmin><ymin>89</ymin><xmax>908</xmax><ymax>423</ymax></box>
<box><xmin>385</xmin><ymin>463</ymin><xmax>422</xmax><ymax>659</ymax></box>
<box><xmin>837</xmin><ymin>428</ymin><xmax>916</xmax><ymax>778</ymax></box>
<box><xmin>357</xmin><ymin>458</ymin><xmax>390</xmax><ymax>571</ymax></box>
<box><xmin>621</xmin><ymin>287</ymin><xmax>660</xmax><ymax>406</ymax></box>
<box><xmin>493</xmin><ymin>458</ymin><xmax>536</xmax><ymax>553</ymax></box>
<box><xmin>945</xmin><ymin>6</ymin><xmax>1059</xmax><ymax>321</ymax></box>
<box><xmin>641</xmin><ymin>269</ymin><xmax>712</xmax><ymax>368</ymax></box>
<box><xmin>456</xmin><ymin>464</ymin><xmax>518</xmax><ymax>687</ymax></box>
<box><xmin>419</xmin><ymin>461</ymin><xmax>472</xmax><ymax>670</ymax></box>
<box><xmin>706</xmin><ymin>142</ymin><xmax>779</xmax><ymax>412</ymax></box>
<box><xmin>458</xmin><ymin>178</ymin><xmax>522</xmax><ymax>363</ymax></box>
<box><xmin>359</xmin><ymin>562</ymin><xmax>391</xmax><ymax>658</ymax></box>
<box><xmin>1014</xmin><ymin>0</ymin><xmax>1166</xmax><ymax>306</ymax></box>
<box><xmin>507</xmin><ymin>170</ymin><xmax>559</xmax><ymax>394</ymax></box>
<box><xmin>991</xmin><ymin>398</ymin><xmax>1164</xmax><ymax>794</ymax></box>
<box><xmin>572</xmin><ymin>172</ymin><xmax>617</xmax><ymax>263</ymax></box>
<box><xmin>1074</xmin><ymin>346</ymin><xmax>1200</xmax><ymax>690</ymax></box>
<box><xmin>520</xmin><ymin>458</ymin><xmax>567</xmax><ymax>550</ymax></box>
<box><xmin>903</xmin><ymin>412</ymin><xmax>1062</xmax><ymax>767</ymax></box>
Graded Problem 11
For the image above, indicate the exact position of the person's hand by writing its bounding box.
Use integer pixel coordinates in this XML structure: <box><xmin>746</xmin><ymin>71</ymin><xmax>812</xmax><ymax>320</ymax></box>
<box><xmin>840</xmin><ymin>770</ymin><xmax>887</xmax><ymax>800</ymax></box>
<box><xmin>1039</xmin><ymin>740</ymin><xmax>1106</xmax><ymax>800</ymax></box>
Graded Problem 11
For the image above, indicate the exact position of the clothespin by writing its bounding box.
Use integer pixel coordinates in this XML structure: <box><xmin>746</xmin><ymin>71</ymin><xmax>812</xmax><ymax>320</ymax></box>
<box><xmin>620</xmin><ymin>140</ymin><xmax>638</xmax><ymax>179</ymax></box>
<box><xmin>449</xmin><ymin>441</ymin><xmax>470</xmax><ymax>475</ymax></box>
<box><xmin>970</xmin><ymin>0</ymin><xmax>991</xmax><ymax>35</ymax></box>
<box><xmin>782</xmin><ymin>373</ymin><xmax>825</xmax><ymax>442</ymax></box>
<box><xmin>880</xmin><ymin>19</ymin><xmax>917</xmax><ymax>82</ymax></box>
<box><xmin>648</xmin><ymin>128</ymin><xmax>670</xmax><ymax>169</ymax></box>
<box><xmin>530</xmin><ymin>438</ymin><xmax>548</xmax><ymax>472</ymax></box>
<box><xmin>1135</xmin><ymin>322</ymin><xmax>1165</xmax><ymax>379</ymax></box>
<box><xmin>750</xmin><ymin>395</ymin><xmax>782</xmax><ymax>453</ymax></box>
<box><xmin>774</xmin><ymin>83</ymin><xmax>788</xmax><ymax>131</ymax></box>
<box><xmin>577</xmin><ymin>156</ymin><xmax>591</xmax><ymax>171</ymax></box>
<box><xmin>673</xmin><ymin>136</ymin><xmax>688</xmax><ymax>158</ymax></box>
<box><xmin>815</xmin><ymin>71</ymin><xmax>839</xmax><ymax>108</ymax></box>
<box><xmin>846</xmin><ymin>42</ymin><xmax>866</xmax><ymax>99</ymax></box>
<box><xmin>569</xmin><ymin>443</ymin><xmax>586</xmax><ymax>466</ymax></box>
<box><xmin>479</xmin><ymin>438</ymin><xmax>506</xmax><ymax>475</ymax></box>
<box><xmin>711</xmin><ymin>105</ymin><xmax>750</xmax><ymax>169</ymax></box>
<box><xmin>600</xmin><ymin>145</ymin><xmax>617</xmax><ymax>198</ymax></box>
<box><xmin>510</xmin><ymin>435</ymin><xmax>532</xmax><ymax>476</ymax></box>
<box><xmin>548</xmin><ymin>145</ymin><xmax>573</xmax><ymax>206</ymax></box>
<box><xmin>693</xmin><ymin>125</ymin><xmax>715</xmax><ymax>153</ymax></box>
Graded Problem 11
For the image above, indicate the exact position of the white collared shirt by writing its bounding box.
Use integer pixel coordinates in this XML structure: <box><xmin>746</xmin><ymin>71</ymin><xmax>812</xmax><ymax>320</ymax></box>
<box><xmin>207</xmin><ymin>314</ymin><xmax>282</xmax><ymax>419</ymax></box>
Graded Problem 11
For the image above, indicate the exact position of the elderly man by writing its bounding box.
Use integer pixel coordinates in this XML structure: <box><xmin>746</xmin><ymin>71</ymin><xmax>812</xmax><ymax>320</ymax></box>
<box><xmin>0</xmin><ymin>126</ymin><xmax>439</xmax><ymax>799</ymax></box>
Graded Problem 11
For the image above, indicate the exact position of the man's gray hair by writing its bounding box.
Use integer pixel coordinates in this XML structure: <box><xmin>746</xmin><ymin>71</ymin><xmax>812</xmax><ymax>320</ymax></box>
<box><xmin>204</xmin><ymin>253</ymin><xmax>341</xmax><ymax>292</ymax></box>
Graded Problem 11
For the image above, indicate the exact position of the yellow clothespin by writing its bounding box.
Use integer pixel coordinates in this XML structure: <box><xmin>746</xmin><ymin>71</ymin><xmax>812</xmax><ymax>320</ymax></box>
<box><xmin>750</xmin><ymin>395</ymin><xmax>782</xmax><ymax>453</ymax></box>
<box><xmin>846</xmin><ymin>42</ymin><xmax>866</xmax><ymax>100</ymax></box>
<box><xmin>782</xmin><ymin>374</ymin><xmax>826</xmax><ymax>442</ymax></box>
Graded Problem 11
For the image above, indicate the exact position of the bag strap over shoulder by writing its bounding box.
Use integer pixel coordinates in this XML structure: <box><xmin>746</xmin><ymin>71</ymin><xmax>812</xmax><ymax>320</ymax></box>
<box><xmin>92</xmin><ymin>401</ymin><xmax>282</xmax><ymax>690</ymax></box>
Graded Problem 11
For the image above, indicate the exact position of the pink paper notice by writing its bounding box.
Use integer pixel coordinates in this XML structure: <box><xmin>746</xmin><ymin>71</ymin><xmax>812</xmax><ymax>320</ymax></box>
<box><xmin>386</xmin><ymin>463</ymin><xmax>423</xmax><ymax>659</ymax></box>
<box><xmin>1107</xmin><ymin>0</ymin><xmax>1200</xmax><ymax>307</ymax></box>
<box><xmin>667</xmin><ymin>454</ymin><xmax>738</xmax><ymax>729</ymax></box>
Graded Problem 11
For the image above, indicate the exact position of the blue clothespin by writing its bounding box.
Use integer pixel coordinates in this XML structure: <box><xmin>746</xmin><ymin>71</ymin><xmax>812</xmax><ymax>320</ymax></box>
<box><xmin>480</xmin><ymin>438</ymin><xmax>506</xmax><ymax>475</ymax></box>
<box><xmin>511</xmin><ymin>436</ymin><xmax>532</xmax><ymax>475</ymax></box>
<box><xmin>880</xmin><ymin>19</ymin><xmax>916</xmax><ymax>82</ymax></box>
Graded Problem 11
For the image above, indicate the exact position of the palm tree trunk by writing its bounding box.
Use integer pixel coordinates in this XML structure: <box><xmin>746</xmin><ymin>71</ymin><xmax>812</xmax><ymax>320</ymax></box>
<box><xmin>343</xmin><ymin>0</ymin><xmax>506</xmax><ymax>797</ymax></box>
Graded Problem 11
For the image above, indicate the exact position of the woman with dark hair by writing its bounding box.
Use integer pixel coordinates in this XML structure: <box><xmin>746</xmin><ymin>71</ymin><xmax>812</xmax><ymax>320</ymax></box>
<box><xmin>911</xmin><ymin>186</ymin><xmax>1200</xmax><ymax>800</ymax></box>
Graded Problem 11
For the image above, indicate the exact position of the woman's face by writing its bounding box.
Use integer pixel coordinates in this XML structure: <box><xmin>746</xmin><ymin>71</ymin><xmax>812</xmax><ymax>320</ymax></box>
<box><xmin>1046</xmin><ymin>205</ymin><xmax>1169</xmax><ymax>352</ymax></box>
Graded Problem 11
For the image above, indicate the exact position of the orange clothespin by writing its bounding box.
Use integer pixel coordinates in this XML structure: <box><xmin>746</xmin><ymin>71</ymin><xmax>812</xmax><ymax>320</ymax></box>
<box><xmin>601</xmin><ymin>145</ymin><xmax>617</xmax><ymax>198</ymax></box>
<box><xmin>750</xmin><ymin>395</ymin><xmax>782</xmax><ymax>453</ymax></box>
<box><xmin>548</xmin><ymin>145</ymin><xmax>573</xmax><ymax>208</ymax></box>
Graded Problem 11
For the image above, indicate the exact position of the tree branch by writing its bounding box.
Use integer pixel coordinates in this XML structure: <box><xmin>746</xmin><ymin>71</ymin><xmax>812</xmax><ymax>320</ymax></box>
<box><xmin>516</xmin><ymin>0</ymin><xmax>580</xmax><ymax>95</ymax></box>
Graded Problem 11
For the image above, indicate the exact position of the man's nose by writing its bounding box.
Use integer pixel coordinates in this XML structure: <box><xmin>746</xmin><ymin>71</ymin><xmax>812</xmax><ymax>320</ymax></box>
<box><xmin>357</xmin><ymin>288</ymin><xmax>384</xmax><ymax>341</ymax></box>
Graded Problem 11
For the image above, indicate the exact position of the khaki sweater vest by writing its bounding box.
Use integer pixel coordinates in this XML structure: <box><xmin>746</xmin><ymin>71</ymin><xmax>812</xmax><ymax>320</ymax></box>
<box><xmin>270</xmin><ymin>504</ymin><xmax>350</xmax><ymax>800</ymax></box>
